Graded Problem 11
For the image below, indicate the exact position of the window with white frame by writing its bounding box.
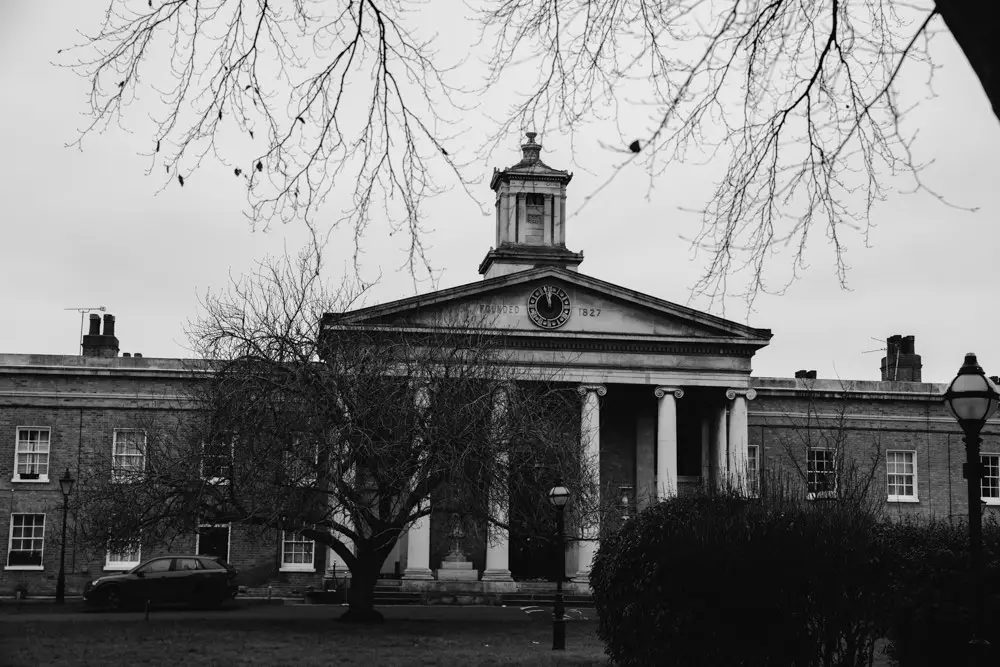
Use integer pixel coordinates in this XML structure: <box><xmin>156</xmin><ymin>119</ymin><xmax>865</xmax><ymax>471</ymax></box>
<box><xmin>7</xmin><ymin>514</ymin><xmax>45</xmax><ymax>568</ymax></box>
<box><xmin>982</xmin><ymin>454</ymin><xmax>1000</xmax><ymax>502</ymax></box>
<box><xmin>202</xmin><ymin>439</ymin><xmax>233</xmax><ymax>484</ymax></box>
<box><xmin>112</xmin><ymin>429</ymin><xmax>146</xmax><ymax>482</ymax></box>
<box><xmin>886</xmin><ymin>451</ymin><xmax>918</xmax><ymax>502</ymax></box>
<box><xmin>747</xmin><ymin>445</ymin><xmax>760</xmax><ymax>496</ymax></box>
<box><xmin>14</xmin><ymin>427</ymin><xmax>50</xmax><ymax>482</ymax></box>
<box><xmin>807</xmin><ymin>448</ymin><xmax>837</xmax><ymax>498</ymax></box>
<box><xmin>280</xmin><ymin>531</ymin><xmax>315</xmax><ymax>571</ymax></box>
<box><xmin>105</xmin><ymin>545</ymin><xmax>142</xmax><ymax>570</ymax></box>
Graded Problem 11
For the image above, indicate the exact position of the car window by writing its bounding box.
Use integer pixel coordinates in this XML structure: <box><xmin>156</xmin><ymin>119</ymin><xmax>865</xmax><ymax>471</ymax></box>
<box><xmin>176</xmin><ymin>558</ymin><xmax>201</xmax><ymax>571</ymax></box>
<box><xmin>138</xmin><ymin>558</ymin><xmax>173</xmax><ymax>574</ymax></box>
<box><xmin>198</xmin><ymin>558</ymin><xmax>224</xmax><ymax>570</ymax></box>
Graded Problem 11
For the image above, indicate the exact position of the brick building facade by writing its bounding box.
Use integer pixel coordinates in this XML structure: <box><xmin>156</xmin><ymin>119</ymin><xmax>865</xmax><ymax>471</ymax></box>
<box><xmin>3</xmin><ymin>136</ymin><xmax>996</xmax><ymax>599</ymax></box>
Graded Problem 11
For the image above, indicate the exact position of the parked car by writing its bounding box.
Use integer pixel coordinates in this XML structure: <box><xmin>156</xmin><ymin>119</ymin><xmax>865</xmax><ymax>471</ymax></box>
<box><xmin>83</xmin><ymin>555</ymin><xmax>239</xmax><ymax>610</ymax></box>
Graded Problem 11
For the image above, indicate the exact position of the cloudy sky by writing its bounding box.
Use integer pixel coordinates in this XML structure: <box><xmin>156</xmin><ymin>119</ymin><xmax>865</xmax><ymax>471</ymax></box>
<box><xmin>1</xmin><ymin>1</ymin><xmax>997</xmax><ymax>386</ymax></box>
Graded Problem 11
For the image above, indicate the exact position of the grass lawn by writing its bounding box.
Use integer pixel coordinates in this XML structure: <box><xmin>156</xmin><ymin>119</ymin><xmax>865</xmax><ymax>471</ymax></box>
<box><xmin>0</xmin><ymin>607</ymin><xmax>609</xmax><ymax>666</ymax></box>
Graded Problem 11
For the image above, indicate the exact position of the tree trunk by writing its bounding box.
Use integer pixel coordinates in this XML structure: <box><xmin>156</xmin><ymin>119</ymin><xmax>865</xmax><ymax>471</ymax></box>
<box><xmin>339</xmin><ymin>565</ymin><xmax>383</xmax><ymax>624</ymax></box>
<box><xmin>935</xmin><ymin>1</ymin><xmax>1000</xmax><ymax>122</ymax></box>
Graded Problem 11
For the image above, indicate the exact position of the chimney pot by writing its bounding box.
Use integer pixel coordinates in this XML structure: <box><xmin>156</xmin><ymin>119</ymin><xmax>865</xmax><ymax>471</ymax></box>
<box><xmin>122</xmin><ymin>353</ymin><xmax>131</xmax><ymax>358</ymax></box>
<box><xmin>807</xmin><ymin>370</ymin><xmax>817</xmax><ymax>379</ymax></box>
<box><xmin>88</xmin><ymin>314</ymin><xmax>101</xmax><ymax>335</ymax></box>
<box><xmin>102</xmin><ymin>314</ymin><xmax>116</xmax><ymax>338</ymax></box>
<box><xmin>794</xmin><ymin>370</ymin><xmax>808</xmax><ymax>379</ymax></box>
<box><xmin>134</xmin><ymin>353</ymin><xmax>142</xmax><ymax>358</ymax></box>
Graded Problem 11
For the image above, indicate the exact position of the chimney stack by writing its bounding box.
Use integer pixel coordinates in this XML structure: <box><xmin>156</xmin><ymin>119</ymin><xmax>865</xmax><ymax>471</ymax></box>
<box><xmin>82</xmin><ymin>313</ymin><xmax>120</xmax><ymax>358</ymax></box>
<box><xmin>794</xmin><ymin>370</ymin><xmax>818</xmax><ymax>379</ymax></box>
<box><xmin>881</xmin><ymin>334</ymin><xmax>922</xmax><ymax>382</ymax></box>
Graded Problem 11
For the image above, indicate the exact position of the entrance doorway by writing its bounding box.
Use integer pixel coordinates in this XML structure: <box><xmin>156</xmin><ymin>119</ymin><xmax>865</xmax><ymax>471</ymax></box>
<box><xmin>196</xmin><ymin>524</ymin><xmax>231</xmax><ymax>563</ymax></box>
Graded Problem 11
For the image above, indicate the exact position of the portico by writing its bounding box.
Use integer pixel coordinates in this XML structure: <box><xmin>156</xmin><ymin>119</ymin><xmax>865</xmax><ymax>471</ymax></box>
<box><xmin>325</xmin><ymin>133</ymin><xmax>771</xmax><ymax>593</ymax></box>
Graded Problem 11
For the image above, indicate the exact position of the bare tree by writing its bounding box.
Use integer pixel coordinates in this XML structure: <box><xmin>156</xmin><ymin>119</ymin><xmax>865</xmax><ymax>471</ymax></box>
<box><xmin>74</xmin><ymin>246</ymin><xmax>594</xmax><ymax>622</ymax></box>
<box><xmin>64</xmin><ymin>2</ymin><xmax>994</xmax><ymax>301</ymax></box>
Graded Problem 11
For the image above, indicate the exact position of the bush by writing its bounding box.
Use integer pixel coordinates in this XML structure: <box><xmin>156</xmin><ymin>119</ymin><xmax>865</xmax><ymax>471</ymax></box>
<box><xmin>882</xmin><ymin>515</ymin><xmax>1000</xmax><ymax>667</ymax></box>
<box><xmin>590</xmin><ymin>487</ymin><xmax>893</xmax><ymax>667</ymax></box>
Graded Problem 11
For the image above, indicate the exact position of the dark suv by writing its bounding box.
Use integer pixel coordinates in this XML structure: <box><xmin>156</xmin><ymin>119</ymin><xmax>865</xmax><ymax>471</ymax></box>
<box><xmin>83</xmin><ymin>555</ymin><xmax>239</xmax><ymax>610</ymax></box>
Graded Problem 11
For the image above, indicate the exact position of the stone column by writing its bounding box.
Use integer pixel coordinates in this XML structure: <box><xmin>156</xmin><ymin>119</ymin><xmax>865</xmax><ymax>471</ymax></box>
<box><xmin>402</xmin><ymin>384</ymin><xmax>433</xmax><ymax>580</ymax></box>
<box><xmin>713</xmin><ymin>403</ymin><xmax>728</xmax><ymax>490</ymax></box>
<box><xmin>654</xmin><ymin>387</ymin><xmax>684</xmax><ymax>499</ymax></box>
<box><xmin>726</xmin><ymin>388</ymin><xmax>757</xmax><ymax>493</ymax></box>
<box><xmin>482</xmin><ymin>386</ymin><xmax>513</xmax><ymax>582</ymax></box>
<box><xmin>401</xmin><ymin>502</ymin><xmax>433</xmax><ymax>580</ymax></box>
<box><xmin>572</xmin><ymin>384</ymin><xmax>605</xmax><ymax>584</ymax></box>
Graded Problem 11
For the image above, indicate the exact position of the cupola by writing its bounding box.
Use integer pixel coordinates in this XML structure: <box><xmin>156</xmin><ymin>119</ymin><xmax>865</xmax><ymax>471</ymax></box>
<box><xmin>479</xmin><ymin>133</ymin><xmax>584</xmax><ymax>278</ymax></box>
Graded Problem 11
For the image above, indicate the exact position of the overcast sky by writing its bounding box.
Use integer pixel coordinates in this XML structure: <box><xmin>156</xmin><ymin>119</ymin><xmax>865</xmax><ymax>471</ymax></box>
<box><xmin>1</xmin><ymin>1</ymin><xmax>998</xmax><ymax>386</ymax></box>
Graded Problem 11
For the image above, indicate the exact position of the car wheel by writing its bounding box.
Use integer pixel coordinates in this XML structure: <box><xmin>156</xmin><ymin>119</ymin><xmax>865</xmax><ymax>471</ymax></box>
<box><xmin>104</xmin><ymin>587</ymin><xmax>123</xmax><ymax>612</ymax></box>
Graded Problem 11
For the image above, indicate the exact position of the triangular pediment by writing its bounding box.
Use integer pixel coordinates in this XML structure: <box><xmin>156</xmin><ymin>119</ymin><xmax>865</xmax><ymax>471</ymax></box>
<box><xmin>326</xmin><ymin>268</ymin><xmax>771</xmax><ymax>349</ymax></box>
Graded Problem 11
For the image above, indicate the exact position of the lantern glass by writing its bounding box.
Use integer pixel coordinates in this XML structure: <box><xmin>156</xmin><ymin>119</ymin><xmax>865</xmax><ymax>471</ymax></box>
<box><xmin>943</xmin><ymin>354</ymin><xmax>1000</xmax><ymax>428</ymax></box>
<box><xmin>548</xmin><ymin>485</ymin><xmax>570</xmax><ymax>508</ymax></box>
<box><xmin>59</xmin><ymin>469</ymin><xmax>75</xmax><ymax>497</ymax></box>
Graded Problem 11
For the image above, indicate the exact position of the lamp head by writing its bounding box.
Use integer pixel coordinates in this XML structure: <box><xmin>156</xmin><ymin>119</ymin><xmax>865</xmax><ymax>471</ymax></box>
<box><xmin>59</xmin><ymin>469</ymin><xmax>75</xmax><ymax>497</ymax></box>
<box><xmin>548</xmin><ymin>484</ymin><xmax>570</xmax><ymax>508</ymax></box>
<box><xmin>943</xmin><ymin>353</ymin><xmax>1000</xmax><ymax>434</ymax></box>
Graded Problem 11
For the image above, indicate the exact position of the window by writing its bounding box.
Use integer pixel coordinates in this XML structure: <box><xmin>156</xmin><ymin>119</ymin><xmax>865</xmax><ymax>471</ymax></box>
<box><xmin>746</xmin><ymin>445</ymin><xmax>760</xmax><ymax>496</ymax></box>
<box><xmin>807</xmin><ymin>448</ymin><xmax>837</xmax><ymax>498</ymax></box>
<box><xmin>105</xmin><ymin>545</ymin><xmax>141</xmax><ymax>571</ymax></box>
<box><xmin>176</xmin><ymin>558</ymin><xmax>202</xmax><ymax>571</ymax></box>
<box><xmin>14</xmin><ymin>427</ymin><xmax>50</xmax><ymax>482</ymax></box>
<box><xmin>112</xmin><ymin>429</ymin><xmax>146</xmax><ymax>482</ymax></box>
<box><xmin>982</xmin><ymin>454</ymin><xmax>1000</xmax><ymax>503</ymax></box>
<box><xmin>137</xmin><ymin>558</ymin><xmax>173</xmax><ymax>574</ymax></box>
<box><xmin>281</xmin><ymin>531</ymin><xmax>315</xmax><ymax>572</ymax></box>
<box><xmin>886</xmin><ymin>451</ymin><xmax>918</xmax><ymax>502</ymax></box>
<box><xmin>7</xmin><ymin>514</ymin><xmax>45</xmax><ymax>569</ymax></box>
<box><xmin>202</xmin><ymin>439</ymin><xmax>233</xmax><ymax>484</ymax></box>
<box><xmin>283</xmin><ymin>437</ymin><xmax>319</xmax><ymax>486</ymax></box>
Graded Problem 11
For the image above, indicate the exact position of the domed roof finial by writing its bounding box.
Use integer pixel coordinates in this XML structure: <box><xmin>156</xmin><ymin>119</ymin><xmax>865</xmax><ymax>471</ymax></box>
<box><xmin>521</xmin><ymin>132</ymin><xmax>541</xmax><ymax>162</ymax></box>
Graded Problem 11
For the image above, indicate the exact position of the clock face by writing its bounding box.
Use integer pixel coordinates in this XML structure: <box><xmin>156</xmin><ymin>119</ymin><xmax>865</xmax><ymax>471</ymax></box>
<box><xmin>527</xmin><ymin>285</ymin><xmax>571</xmax><ymax>329</ymax></box>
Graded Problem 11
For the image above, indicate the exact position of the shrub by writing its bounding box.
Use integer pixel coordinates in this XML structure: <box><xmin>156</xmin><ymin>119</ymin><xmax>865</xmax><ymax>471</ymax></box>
<box><xmin>590</xmin><ymin>484</ymin><xmax>893</xmax><ymax>667</ymax></box>
<box><xmin>882</xmin><ymin>515</ymin><xmax>1000</xmax><ymax>667</ymax></box>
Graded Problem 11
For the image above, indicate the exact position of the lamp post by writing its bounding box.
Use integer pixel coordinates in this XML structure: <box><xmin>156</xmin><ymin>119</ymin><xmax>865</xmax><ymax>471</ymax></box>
<box><xmin>548</xmin><ymin>483</ymin><xmax>570</xmax><ymax>651</ymax></box>
<box><xmin>943</xmin><ymin>353</ymin><xmax>999</xmax><ymax>666</ymax></box>
<box><xmin>55</xmin><ymin>469</ymin><xmax>75</xmax><ymax>604</ymax></box>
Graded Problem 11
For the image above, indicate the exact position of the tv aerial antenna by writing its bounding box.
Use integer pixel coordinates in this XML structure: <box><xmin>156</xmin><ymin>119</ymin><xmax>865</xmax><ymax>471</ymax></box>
<box><xmin>64</xmin><ymin>306</ymin><xmax>107</xmax><ymax>356</ymax></box>
<box><xmin>862</xmin><ymin>336</ymin><xmax>898</xmax><ymax>380</ymax></box>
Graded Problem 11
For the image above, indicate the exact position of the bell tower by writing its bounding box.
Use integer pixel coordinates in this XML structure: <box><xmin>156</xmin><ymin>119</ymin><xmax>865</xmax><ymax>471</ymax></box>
<box><xmin>478</xmin><ymin>133</ymin><xmax>584</xmax><ymax>279</ymax></box>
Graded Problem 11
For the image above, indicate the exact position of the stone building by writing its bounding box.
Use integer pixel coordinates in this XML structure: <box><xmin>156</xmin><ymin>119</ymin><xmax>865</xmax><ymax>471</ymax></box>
<box><xmin>1</xmin><ymin>135</ymin><xmax>997</xmax><ymax>599</ymax></box>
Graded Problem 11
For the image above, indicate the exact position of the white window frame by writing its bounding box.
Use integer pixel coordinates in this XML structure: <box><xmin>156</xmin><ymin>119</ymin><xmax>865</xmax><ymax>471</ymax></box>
<box><xmin>886</xmin><ymin>450</ymin><xmax>919</xmax><ymax>503</ymax></box>
<box><xmin>806</xmin><ymin>448</ymin><xmax>838</xmax><ymax>500</ymax></box>
<box><xmin>105</xmin><ymin>545</ymin><xmax>142</xmax><ymax>571</ymax></box>
<box><xmin>280</xmin><ymin>530</ymin><xmax>316</xmax><ymax>572</ymax></box>
<box><xmin>13</xmin><ymin>427</ymin><xmax>51</xmax><ymax>483</ymax></box>
<box><xmin>746</xmin><ymin>445</ymin><xmax>760</xmax><ymax>497</ymax></box>
<box><xmin>6</xmin><ymin>513</ymin><xmax>46</xmax><ymax>571</ymax></box>
<box><xmin>201</xmin><ymin>439</ymin><xmax>234</xmax><ymax>485</ymax></box>
<box><xmin>982</xmin><ymin>453</ymin><xmax>1000</xmax><ymax>506</ymax></box>
<box><xmin>111</xmin><ymin>429</ymin><xmax>147</xmax><ymax>483</ymax></box>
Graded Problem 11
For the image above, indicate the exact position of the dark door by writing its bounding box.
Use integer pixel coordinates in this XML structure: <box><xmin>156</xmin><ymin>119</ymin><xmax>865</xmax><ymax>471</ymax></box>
<box><xmin>197</xmin><ymin>525</ymin><xmax>230</xmax><ymax>562</ymax></box>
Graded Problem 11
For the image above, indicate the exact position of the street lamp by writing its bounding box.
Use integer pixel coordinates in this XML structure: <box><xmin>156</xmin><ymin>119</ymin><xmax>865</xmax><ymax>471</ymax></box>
<box><xmin>943</xmin><ymin>353</ymin><xmax>999</xmax><ymax>665</ymax></box>
<box><xmin>55</xmin><ymin>469</ymin><xmax>75</xmax><ymax>604</ymax></box>
<box><xmin>548</xmin><ymin>483</ymin><xmax>570</xmax><ymax>651</ymax></box>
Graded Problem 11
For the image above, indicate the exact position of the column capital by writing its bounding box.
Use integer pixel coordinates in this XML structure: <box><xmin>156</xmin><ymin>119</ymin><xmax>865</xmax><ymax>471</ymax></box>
<box><xmin>654</xmin><ymin>386</ymin><xmax>684</xmax><ymax>400</ymax></box>
<box><xmin>726</xmin><ymin>388</ymin><xmax>757</xmax><ymax>401</ymax></box>
<box><xmin>577</xmin><ymin>384</ymin><xmax>607</xmax><ymax>397</ymax></box>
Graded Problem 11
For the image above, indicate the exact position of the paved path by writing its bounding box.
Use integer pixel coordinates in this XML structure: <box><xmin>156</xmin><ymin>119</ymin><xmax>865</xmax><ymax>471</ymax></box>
<box><xmin>0</xmin><ymin>600</ymin><xmax>595</xmax><ymax>624</ymax></box>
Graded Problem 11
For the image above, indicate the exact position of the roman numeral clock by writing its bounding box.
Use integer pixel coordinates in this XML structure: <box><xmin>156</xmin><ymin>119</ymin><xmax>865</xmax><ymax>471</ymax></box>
<box><xmin>527</xmin><ymin>285</ymin><xmax>572</xmax><ymax>329</ymax></box>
